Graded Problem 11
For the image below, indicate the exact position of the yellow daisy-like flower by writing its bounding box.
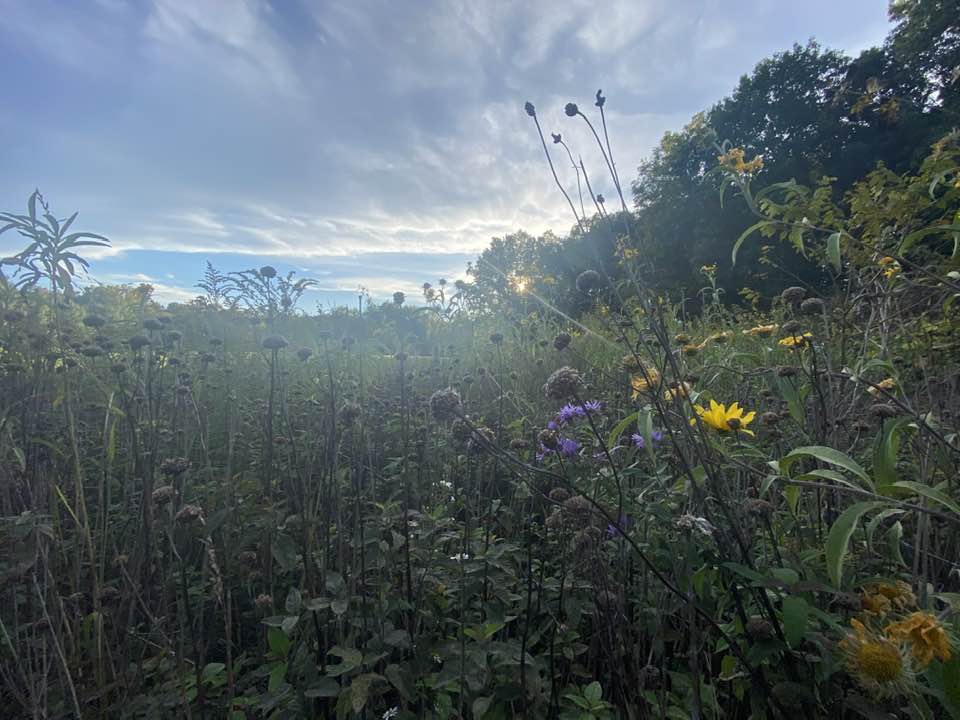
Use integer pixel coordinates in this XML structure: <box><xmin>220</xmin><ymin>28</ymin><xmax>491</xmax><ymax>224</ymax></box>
<box><xmin>840</xmin><ymin>618</ymin><xmax>914</xmax><ymax>699</ymax></box>
<box><xmin>744</xmin><ymin>323</ymin><xmax>778</xmax><ymax>337</ymax></box>
<box><xmin>630</xmin><ymin>368</ymin><xmax>662</xmax><ymax>399</ymax></box>
<box><xmin>867</xmin><ymin>378</ymin><xmax>897</xmax><ymax>397</ymax></box>
<box><xmin>708</xmin><ymin>330</ymin><xmax>733</xmax><ymax>344</ymax></box>
<box><xmin>718</xmin><ymin>148</ymin><xmax>764</xmax><ymax>175</ymax></box>
<box><xmin>690</xmin><ymin>399</ymin><xmax>756</xmax><ymax>435</ymax></box>
<box><xmin>885</xmin><ymin>612</ymin><xmax>952</xmax><ymax>667</ymax></box>
<box><xmin>778</xmin><ymin>332</ymin><xmax>814</xmax><ymax>348</ymax></box>
<box><xmin>861</xmin><ymin>591</ymin><xmax>892</xmax><ymax>617</ymax></box>
<box><xmin>700</xmin><ymin>263</ymin><xmax>717</xmax><ymax>274</ymax></box>
<box><xmin>878</xmin><ymin>256</ymin><xmax>901</xmax><ymax>278</ymax></box>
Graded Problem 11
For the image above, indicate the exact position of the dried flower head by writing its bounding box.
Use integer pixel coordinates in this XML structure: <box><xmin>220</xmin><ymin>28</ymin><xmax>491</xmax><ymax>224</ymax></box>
<box><xmin>430</xmin><ymin>387</ymin><xmax>462</xmax><ymax>421</ymax></box>
<box><xmin>261</xmin><ymin>335</ymin><xmax>289</xmax><ymax>350</ymax></box>
<box><xmin>543</xmin><ymin>366</ymin><xmax>584</xmax><ymax>400</ymax></box>
<box><xmin>780</xmin><ymin>286</ymin><xmax>806</xmax><ymax>305</ymax></box>
<box><xmin>575</xmin><ymin>270</ymin><xmax>602</xmax><ymax>293</ymax></box>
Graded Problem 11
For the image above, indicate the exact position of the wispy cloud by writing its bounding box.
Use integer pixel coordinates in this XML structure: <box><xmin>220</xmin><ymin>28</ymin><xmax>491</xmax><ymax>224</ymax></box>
<box><xmin>1</xmin><ymin>0</ymin><xmax>892</xmax><ymax>305</ymax></box>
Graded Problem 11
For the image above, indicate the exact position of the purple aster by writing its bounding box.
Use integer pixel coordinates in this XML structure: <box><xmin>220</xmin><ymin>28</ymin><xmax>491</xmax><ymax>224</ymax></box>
<box><xmin>632</xmin><ymin>430</ymin><xmax>665</xmax><ymax>449</ymax></box>
<box><xmin>547</xmin><ymin>420</ymin><xmax>559</xmax><ymax>431</ymax></box>
<box><xmin>558</xmin><ymin>437</ymin><xmax>581</xmax><ymax>458</ymax></box>
<box><xmin>556</xmin><ymin>404</ymin><xmax>582</xmax><ymax>424</ymax></box>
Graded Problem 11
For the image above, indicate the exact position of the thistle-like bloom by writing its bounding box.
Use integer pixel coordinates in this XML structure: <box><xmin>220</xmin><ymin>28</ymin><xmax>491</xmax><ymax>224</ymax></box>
<box><xmin>885</xmin><ymin>612</ymin><xmax>952</xmax><ymax>667</ymax></box>
<box><xmin>778</xmin><ymin>332</ymin><xmax>814</xmax><ymax>348</ymax></box>
<box><xmin>840</xmin><ymin>619</ymin><xmax>914</xmax><ymax>698</ymax></box>
<box><xmin>743</xmin><ymin>323</ymin><xmax>778</xmax><ymax>337</ymax></box>
<box><xmin>556</xmin><ymin>400</ymin><xmax>602</xmax><ymax>424</ymax></box>
<box><xmin>691</xmin><ymin>400</ymin><xmax>756</xmax><ymax>435</ymax></box>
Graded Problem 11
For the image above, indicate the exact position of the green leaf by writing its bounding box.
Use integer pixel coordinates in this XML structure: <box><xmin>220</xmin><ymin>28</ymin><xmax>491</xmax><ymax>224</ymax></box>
<box><xmin>285</xmin><ymin>587</ymin><xmax>302</xmax><ymax>615</ymax></box>
<box><xmin>731</xmin><ymin>220</ymin><xmax>772</xmax><ymax>266</ymax></box>
<box><xmin>826</xmin><ymin>232</ymin><xmax>841</xmax><ymax>272</ymax></box>
<box><xmin>267</xmin><ymin>627</ymin><xmax>290</xmax><ymax>658</ymax></box>
<box><xmin>887</xmin><ymin>481</ymin><xmax>960</xmax><ymax>517</ymax></box>
<box><xmin>271</xmin><ymin>532</ymin><xmax>298</xmax><ymax>572</ymax></box>
<box><xmin>873</xmin><ymin>417</ymin><xmax>911</xmax><ymax>488</ymax></box>
<box><xmin>350</xmin><ymin>673</ymin><xmax>375</xmax><ymax>713</ymax></box>
<box><xmin>583</xmin><ymin>681</ymin><xmax>602</xmax><ymax>703</ymax></box>
<box><xmin>825</xmin><ymin>502</ymin><xmax>884</xmax><ymax>587</ymax></box>
<box><xmin>782</xmin><ymin>446</ymin><xmax>873</xmax><ymax>491</ymax></box>
<box><xmin>472</xmin><ymin>697</ymin><xmax>493</xmax><ymax>719</ymax></box>
<box><xmin>326</xmin><ymin>646</ymin><xmax>362</xmax><ymax>677</ymax></box>
<box><xmin>607</xmin><ymin>411</ymin><xmax>638</xmax><ymax>451</ymax></box>
<box><xmin>304</xmin><ymin>677</ymin><xmax>341</xmax><ymax>698</ymax></box>
<box><xmin>781</xmin><ymin>596</ymin><xmax>809</xmax><ymax>648</ymax></box>
<box><xmin>268</xmin><ymin>662</ymin><xmax>287</xmax><ymax>693</ymax></box>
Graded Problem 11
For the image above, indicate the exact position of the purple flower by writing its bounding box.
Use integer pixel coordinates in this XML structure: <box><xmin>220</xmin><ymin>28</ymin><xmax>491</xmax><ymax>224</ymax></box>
<box><xmin>632</xmin><ymin>430</ymin><xmax>665</xmax><ymax>449</ymax></box>
<box><xmin>559</xmin><ymin>437</ymin><xmax>581</xmax><ymax>458</ymax></box>
<box><xmin>556</xmin><ymin>404</ymin><xmax>581</xmax><ymax>424</ymax></box>
<box><xmin>547</xmin><ymin>420</ymin><xmax>559</xmax><ymax>431</ymax></box>
<box><xmin>556</xmin><ymin>400</ymin><xmax>602</xmax><ymax>425</ymax></box>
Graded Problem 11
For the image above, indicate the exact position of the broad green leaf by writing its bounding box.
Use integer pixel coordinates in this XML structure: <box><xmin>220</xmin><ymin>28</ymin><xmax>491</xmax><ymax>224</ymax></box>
<box><xmin>268</xmin><ymin>662</ymin><xmax>287</xmax><ymax>694</ymax></box>
<box><xmin>285</xmin><ymin>587</ymin><xmax>302</xmax><ymax>615</ymax></box>
<box><xmin>267</xmin><ymin>627</ymin><xmax>290</xmax><ymax>658</ymax></box>
<box><xmin>304</xmin><ymin>677</ymin><xmax>341</xmax><ymax>698</ymax></box>
<box><xmin>826</xmin><ymin>502</ymin><xmax>884</xmax><ymax>587</ymax></box>
<box><xmin>782</xmin><ymin>446</ymin><xmax>873</xmax><ymax>491</ymax></box>
<box><xmin>781</xmin><ymin>596</ymin><xmax>809</xmax><ymax>648</ymax></box>
<box><xmin>731</xmin><ymin>220</ymin><xmax>772</xmax><ymax>265</ymax></box>
<box><xmin>887</xmin><ymin>481</ymin><xmax>960</xmax><ymax>517</ymax></box>
<box><xmin>826</xmin><ymin>232</ymin><xmax>841</xmax><ymax>272</ymax></box>
<box><xmin>607</xmin><ymin>411</ymin><xmax>638</xmax><ymax>451</ymax></box>
<box><xmin>584</xmin><ymin>681</ymin><xmax>603</xmax><ymax>703</ymax></box>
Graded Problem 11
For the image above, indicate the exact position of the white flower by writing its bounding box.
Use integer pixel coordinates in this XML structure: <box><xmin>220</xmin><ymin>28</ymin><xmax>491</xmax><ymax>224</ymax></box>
<box><xmin>676</xmin><ymin>514</ymin><xmax>716</xmax><ymax>536</ymax></box>
<box><xmin>382</xmin><ymin>708</ymin><xmax>399</xmax><ymax>720</ymax></box>
<box><xmin>450</xmin><ymin>553</ymin><xmax>470</xmax><ymax>562</ymax></box>
<box><xmin>432</xmin><ymin>653</ymin><xmax>442</xmax><ymax>664</ymax></box>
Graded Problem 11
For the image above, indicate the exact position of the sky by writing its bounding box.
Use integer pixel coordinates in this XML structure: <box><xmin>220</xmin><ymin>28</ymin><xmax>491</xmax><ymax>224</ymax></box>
<box><xmin>0</xmin><ymin>0</ymin><xmax>892</xmax><ymax>307</ymax></box>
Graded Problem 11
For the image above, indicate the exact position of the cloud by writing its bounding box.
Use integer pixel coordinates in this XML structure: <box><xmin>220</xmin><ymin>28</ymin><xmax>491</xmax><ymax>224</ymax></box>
<box><xmin>1</xmin><ymin>0</ymin><xmax>892</xmax><ymax>304</ymax></box>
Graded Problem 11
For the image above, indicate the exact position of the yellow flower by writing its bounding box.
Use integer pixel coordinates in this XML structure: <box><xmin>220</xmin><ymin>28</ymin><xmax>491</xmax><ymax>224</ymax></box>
<box><xmin>664</xmin><ymin>381</ymin><xmax>693</xmax><ymax>402</ymax></box>
<box><xmin>682</xmin><ymin>343</ymin><xmax>703</xmax><ymax>357</ymax></box>
<box><xmin>744</xmin><ymin>323</ymin><xmax>778</xmax><ymax>337</ymax></box>
<box><xmin>630</xmin><ymin>368</ymin><xmax>662</xmax><ymax>399</ymax></box>
<box><xmin>691</xmin><ymin>399</ymin><xmax>756</xmax><ymax>435</ymax></box>
<box><xmin>885</xmin><ymin>612</ymin><xmax>952</xmax><ymax>667</ymax></box>
<box><xmin>708</xmin><ymin>330</ymin><xmax>732</xmax><ymax>344</ymax></box>
<box><xmin>778</xmin><ymin>332</ymin><xmax>814</xmax><ymax>348</ymax></box>
<box><xmin>840</xmin><ymin>618</ymin><xmax>914</xmax><ymax>698</ymax></box>
<box><xmin>878</xmin><ymin>256</ymin><xmax>901</xmax><ymax>278</ymax></box>
<box><xmin>867</xmin><ymin>378</ymin><xmax>897</xmax><ymax>397</ymax></box>
<box><xmin>700</xmin><ymin>263</ymin><xmax>717</xmax><ymax>274</ymax></box>
<box><xmin>718</xmin><ymin>147</ymin><xmax>764</xmax><ymax>175</ymax></box>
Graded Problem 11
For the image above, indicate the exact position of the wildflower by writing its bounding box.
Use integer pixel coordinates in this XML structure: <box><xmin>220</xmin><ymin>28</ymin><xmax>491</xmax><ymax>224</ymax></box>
<box><xmin>556</xmin><ymin>400</ymin><xmax>602</xmax><ymax>424</ymax></box>
<box><xmin>383</xmin><ymin>707</ymin><xmax>399</xmax><ymax>720</ymax></box>
<box><xmin>631</xmin><ymin>431</ymin><xmax>664</xmax><ymax>449</ymax></box>
<box><xmin>885</xmin><ymin>612</ymin><xmax>952</xmax><ymax>666</ymax></box>
<box><xmin>867</xmin><ymin>378</ymin><xmax>897</xmax><ymax>397</ymax></box>
<box><xmin>778</xmin><ymin>332</ymin><xmax>814</xmax><ymax>348</ymax></box>
<box><xmin>630</xmin><ymin>368</ymin><xmax>661</xmax><ymax>398</ymax></box>
<box><xmin>718</xmin><ymin>147</ymin><xmax>764</xmax><ymax>175</ymax></box>
<box><xmin>744</xmin><ymin>323</ymin><xmax>778</xmax><ymax>337</ymax></box>
<box><xmin>708</xmin><ymin>330</ymin><xmax>732</xmax><ymax>344</ymax></box>
<box><xmin>691</xmin><ymin>400</ymin><xmax>756</xmax><ymax>435</ymax></box>
<box><xmin>543</xmin><ymin>366</ymin><xmax>584</xmax><ymax>400</ymax></box>
<box><xmin>254</xmin><ymin>594</ymin><xmax>273</xmax><ymax>611</ymax></box>
<box><xmin>664</xmin><ymin>381</ymin><xmax>693</xmax><ymax>402</ymax></box>
<box><xmin>558</xmin><ymin>437</ymin><xmax>581</xmax><ymax>458</ymax></box>
<box><xmin>674</xmin><ymin>333</ymin><xmax>691</xmax><ymax>344</ymax></box>
<box><xmin>450</xmin><ymin>553</ymin><xmax>470</xmax><ymax>562</ymax></box>
<box><xmin>840</xmin><ymin>618</ymin><xmax>914</xmax><ymax>698</ymax></box>
<box><xmin>681</xmin><ymin>343</ymin><xmax>702</xmax><ymax>357</ymax></box>
<box><xmin>878</xmin><ymin>256</ymin><xmax>901</xmax><ymax>278</ymax></box>
<box><xmin>700</xmin><ymin>263</ymin><xmax>717</xmax><ymax>274</ymax></box>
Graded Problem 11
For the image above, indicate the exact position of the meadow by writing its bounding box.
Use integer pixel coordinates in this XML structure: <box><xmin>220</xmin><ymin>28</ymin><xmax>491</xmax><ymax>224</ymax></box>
<box><xmin>2</xmin><ymin>5</ymin><xmax>960</xmax><ymax>719</ymax></box>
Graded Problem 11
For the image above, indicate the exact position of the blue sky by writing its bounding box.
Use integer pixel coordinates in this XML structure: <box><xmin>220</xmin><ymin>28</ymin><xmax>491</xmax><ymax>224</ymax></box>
<box><xmin>0</xmin><ymin>0</ymin><xmax>891</xmax><ymax>307</ymax></box>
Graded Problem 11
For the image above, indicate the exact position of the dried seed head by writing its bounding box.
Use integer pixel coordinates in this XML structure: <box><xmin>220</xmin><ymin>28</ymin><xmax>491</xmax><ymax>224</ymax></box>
<box><xmin>430</xmin><ymin>388</ymin><xmax>462</xmax><ymax>421</ymax></box>
<box><xmin>761</xmin><ymin>411</ymin><xmax>780</xmax><ymax>426</ymax></box>
<box><xmin>575</xmin><ymin>270</ymin><xmax>602</xmax><ymax>293</ymax></box>
<box><xmin>870</xmin><ymin>403</ymin><xmax>899</xmax><ymax>419</ymax></box>
<box><xmin>259</xmin><ymin>265</ymin><xmax>277</xmax><ymax>279</ymax></box>
<box><xmin>83</xmin><ymin>314</ymin><xmax>106</xmax><ymax>328</ymax></box>
<box><xmin>745</xmin><ymin>616</ymin><xmax>774</xmax><ymax>640</ymax></box>
<box><xmin>553</xmin><ymin>332</ymin><xmax>572</xmax><ymax>350</ymax></box>
<box><xmin>175</xmin><ymin>504</ymin><xmax>204</xmax><ymax>525</ymax></box>
<box><xmin>340</xmin><ymin>401</ymin><xmax>362</xmax><ymax>424</ymax></box>
<box><xmin>296</xmin><ymin>348</ymin><xmax>313</xmax><ymax>361</ymax></box>
<box><xmin>128</xmin><ymin>335</ymin><xmax>151</xmax><ymax>351</ymax></box>
<box><xmin>543</xmin><ymin>366</ymin><xmax>584</xmax><ymax>400</ymax></box>
<box><xmin>524</xmin><ymin>101</ymin><xmax>536</xmax><ymax>117</ymax></box>
<box><xmin>509</xmin><ymin>438</ymin><xmax>530</xmax><ymax>450</ymax></box>
<box><xmin>780</xmin><ymin>286</ymin><xmax>806</xmax><ymax>305</ymax></box>
<box><xmin>152</xmin><ymin>485</ymin><xmax>175</xmax><ymax>504</ymax></box>
<box><xmin>261</xmin><ymin>335</ymin><xmax>289</xmax><ymax>350</ymax></box>
<box><xmin>564</xmin><ymin>102</ymin><xmax>579</xmax><ymax>117</ymax></box>
<box><xmin>800</xmin><ymin>297</ymin><xmax>825</xmax><ymax>315</ymax></box>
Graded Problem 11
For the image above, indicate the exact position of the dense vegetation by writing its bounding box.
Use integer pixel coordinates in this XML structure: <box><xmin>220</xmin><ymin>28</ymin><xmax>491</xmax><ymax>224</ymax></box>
<box><xmin>1</xmin><ymin>2</ymin><xmax>959</xmax><ymax>718</ymax></box>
